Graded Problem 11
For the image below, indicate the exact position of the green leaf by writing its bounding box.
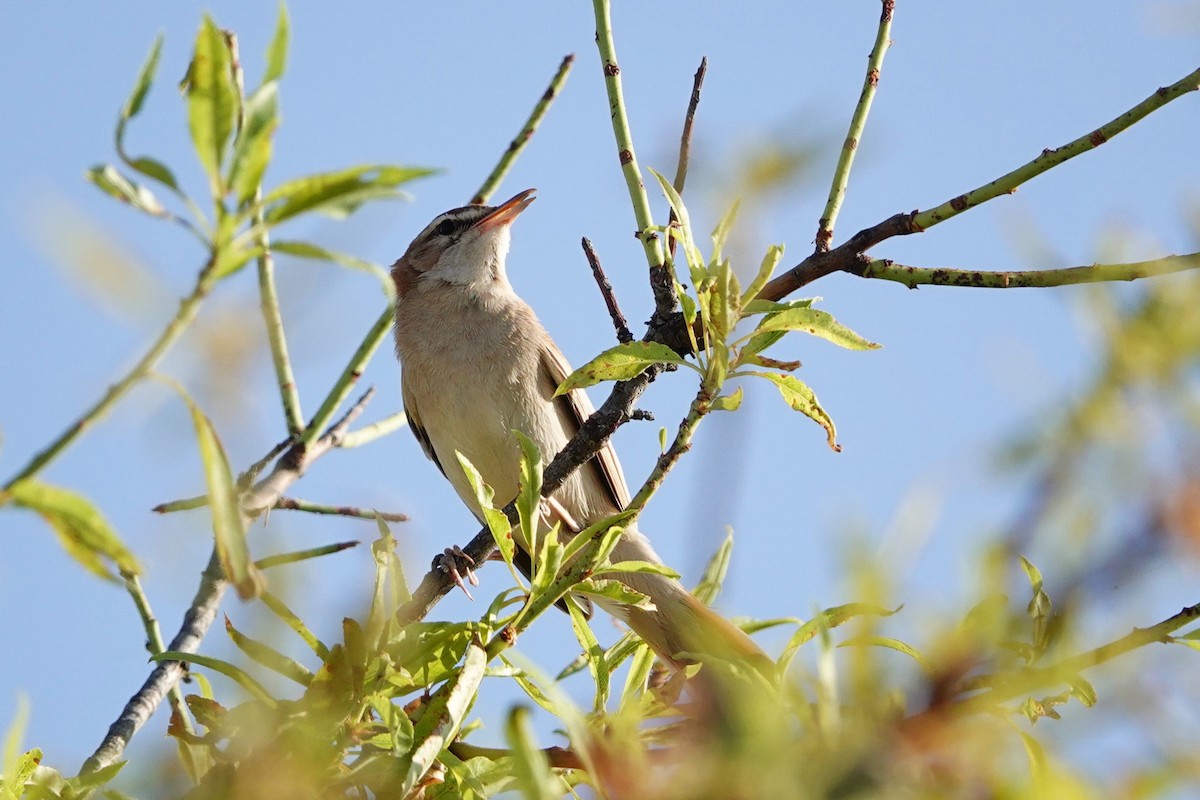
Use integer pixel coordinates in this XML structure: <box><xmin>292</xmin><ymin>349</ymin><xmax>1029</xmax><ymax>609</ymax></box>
<box><xmin>693</xmin><ymin>529</ymin><xmax>734</xmax><ymax>605</ymax></box>
<box><xmin>260</xmin><ymin>591</ymin><xmax>329</xmax><ymax>659</ymax></box>
<box><xmin>504</xmin><ymin>706</ymin><xmax>557</xmax><ymax>800</ymax></box>
<box><xmin>838</xmin><ymin>635</ymin><xmax>928</xmax><ymax>669</ymax></box>
<box><xmin>751</xmin><ymin>371</ymin><xmax>841</xmax><ymax>452</ymax></box>
<box><xmin>254</xmin><ymin>540</ymin><xmax>358</xmax><ymax>570</ymax></box>
<box><xmin>228</xmin><ymin>81</ymin><xmax>279</xmax><ymax>208</ymax></box>
<box><xmin>211</xmin><ymin>244</ymin><xmax>264</xmax><ymax>280</ymax></box>
<box><xmin>272</xmin><ymin>240</ymin><xmax>392</xmax><ymax>292</ymax></box>
<box><xmin>619</xmin><ymin>643</ymin><xmax>657</xmax><ymax>707</ymax></box>
<box><xmin>576</xmin><ymin>577</ymin><xmax>652</xmax><ymax>608</ymax></box>
<box><xmin>367</xmin><ymin>514</ymin><xmax>405</xmax><ymax>648</ymax></box>
<box><xmin>648</xmin><ymin>168</ymin><xmax>705</xmax><ymax>277</ymax></box>
<box><xmin>752</xmin><ymin>306</ymin><xmax>881</xmax><ymax>350</ymax></box>
<box><xmin>514</xmin><ymin>430</ymin><xmax>543</xmax><ymax>559</ymax></box>
<box><xmin>565</xmin><ymin>599</ymin><xmax>610</xmax><ymax>713</ymax></box>
<box><xmin>455</xmin><ymin>452</ymin><xmax>519</xmax><ymax>582</ymax></box>
<box><xmin>263</xmin><ymin>2</ymin><xmax>290</xmax><ymax>84</ymax></box>
<box><xmin>555</xmin><ymin>341</ymin><xmax>686</xmax><ymax>395</ymax></box>
<box><xmin>1068</xmin><ymin>675</ymin><xmax>1097</xmax><ymax>707</ymax></box>
<box><xmin>186</xmin><ymin>16</ymin><xmax>237</xmax><ymax>197</ymax></box>
<box><xmin>710</xmin><ymin>386</ymin><xmax>744</xmax><ymax>412</ymax></box>
<box><xmin>86</xmin><ymin>164</ymin><xmax>167</xmax><ymax>217</ymax></box>
<box><xmin>710</xmin><ymin>199</ymin><xmax>741</xmax><ymax>267</ymax></box>
<box><xmin>777</xmin><ymin>603</ymin><xmax>899</xmax><ymax>673</ymax></box>
<box><xmin>595</xmin><ymin>560</ymin><xmax>681</xmax><ymax>579</ymax></box>
<box><xmin>8</xmin><ymin>479</ymin><xmax>139</xmax><ymax>581</ymax></box>
<box><xmin>224</xmin><ymin>614</ymin><xmax>313</xmax><ymax>686</ymax></box>
<box><xmin>173</xmin><ymin>386</ymin><xmax>262</xmax><ymax>599</ymax></box>
<box><xmin>120</xmin><ymin>34</ymin><xmax>163</xmax><ymax>124</ymax></box>
<box><xmin>742</xmin><ymin>297</ymin><xmax>816</xmax><ymax>316</ymax></box>
<box><xmin>126</xmin><ymin>156</ymin><xmax>181</xmax><ymax>192</ymax></box>
<box><xmin>262</xmin><ymin>164</ymin><xmax>435</xmax><ymax>225</ymax></box>
<box><xmin>401</xmin><ymin>640</ymin><xmax>487</xmax><ymax>796</ymax></box>
<box><xmin>742</xmin><ymin>243</ymin><xmax>784</xmax><ymax>306</ymax></box>
<box><xmin>152</xmin><ymin>650</ymin><xmax>277</xmax><ymax>706</ymax></box>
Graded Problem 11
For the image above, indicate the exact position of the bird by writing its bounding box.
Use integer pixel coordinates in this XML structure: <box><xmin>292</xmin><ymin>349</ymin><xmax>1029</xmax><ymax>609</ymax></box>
<box><xmin>391</xmin><ymin>188</ymin><xmax>768</xmax><ymax>675</ymax></box>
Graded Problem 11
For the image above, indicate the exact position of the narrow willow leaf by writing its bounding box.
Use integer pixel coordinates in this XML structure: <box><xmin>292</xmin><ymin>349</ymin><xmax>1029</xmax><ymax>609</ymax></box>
<box><xmin>152</xmin><ymin>650</ymin><xmax>276</xmax><ymax>706</ymax></box>
<box><xmin>504</xmin><ymin>706</ymin><xmax>557</xmax><ymax>800</ymax></box>
<box><xmin>117</xmin><ymin>34</ymin><xmax>163</xmax><ymax>146</ymax></box>
<box><xmin>8</xmin><ymin>479</ymin><xmax>139</xmax><ymax>580</ymax></box>
<box><xmin>742</xmin><ymin>297</ymin><xmax>816</xmax><ymax>316</ymax></box>
<box><xmin>595</xmin><ymin>560</ymin><xmax>681</xmax><ymax>579</ymax></box>
<box><xmin>401</xmin><ymin>640</ymin><xmax>486</xmax><ymax>796</ymax></box>
<box><xmin>86</xmin><ymin>164</ymin><xmax>166</xmax><ymax>217</ymax></box>
<box><xmin>555</xmin><ymin>341</ymin><xmax>685</xmax><ymax>395</ymax></box>
<box><xmin>179</xmin><ymin>391</ymin><xmax>262</xmax><ymax>599</ymax></box>
<box><xmin>753</xmin><ymin>306</ymin><xmax>881</xmax><ymax>350</ymax></box>
<box><xmin>565</xmin><ymin>600</ymin><xmax>610</xmax><ymax>713</ymax></box>
<box><xmin>455</xmin><ymin>452</ymin><xmax>518</xmax><ymax>577</ymax></box>
<box><xmin>777</xmin><ymin>603</ymin><xmax>899</xmax><ymax>673</ymax></box>
<box><xmin>693</xmin><ymin>529</ymin><xmax>734</xmax><ymax>605</ymax></box>
<box><xmin>742</xmin><ymin>243</ymin><xmax>784</xmax><ymax>306</ymax></box>
<box><xmin>560</xmin><ymin>510</ymin><xmax>635</xmax><ymax>566</ymax></box>
<box><xmin>260</xmin><ymin>591</ymin><xmax>329</xmax><ymax>658</ymax></box>
<box><xmin>127</xmin><ymin>156</ymin><xmax>180</xmax><ymax>192</ymax></box>
<box><xmin>187</xmin><ymin>16</ymin><xmax>237</xmax><ymax>197</ymax></box>
<box><xmin>737</xmin><ymin>329</ymin><xmax>787</xmax><ymax>363</ymax></box>
<box><xmin>838</xmin><ymin>635</ymin><xmax>929</xmax><ymax>669</ymax></box>
<box><xmin>262</xmin><ymin>164</ymin><xmax>435</xmax><ymax>225</ymax></box>
<box><xmin>367</xmin><ymin>515</ymin><xmax>397</xmax><ymax>647</ymax></box>
<box><xmin>272</xmin><ymin>240</ymin><xmax>392</xmax><ymax>291</ymax></box>
<box><xmin>752</xmin><ymin>371</ymin><xmax>840</xmax><ymax>452</ymax></box>
<box><xmin>619</xmin><ymin>643</ymin><xmax>656</xmax><ymax>707</ymax></box>
<box><xmin>224</xmin><ymin>615</ymin><xmax>313</xmax><ymax>686</ymax></box>
<box><xmin>648</xmin><ymin>168</ymin><xmax>704</xmax><ymax>275</ymax></box>
<box><xmin>263</xmin><ymin>2</ymin><xmax>290</xmax><ymax>84</ymax></box>
<box><xmin>577</xmin><ymin>578</ymin><xmax>652</xmax><ymax>608</ymax></box>
<box><xmin>710</xmin><ymin>199</ymin><xmax>741</xmax><ymax>267</ymax></box>
<box><xmin>254</xmin><ymin>541</ymin><xmax>358</xmax><ymax>570</ymax></box>
<box><xmin>228</xmin><ymin>81</ymin><xmax>279</xmax><ymax>208</ymax></box>
<box><xmin>710</xmin><ymin>386</ymin><xmax>744</xmax><ymax>412</ymax></box>
<box><xmin>514</xmin><ymin>430</ymin><xmax>543</xmax><ymax>559</ymax></box>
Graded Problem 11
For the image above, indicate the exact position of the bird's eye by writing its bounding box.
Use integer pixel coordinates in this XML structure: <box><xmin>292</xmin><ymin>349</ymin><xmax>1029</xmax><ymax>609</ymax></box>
<box><xmin>435</xmin><ymin>219</ymin><xmax>459</xmax><ymax>237</ymax></box>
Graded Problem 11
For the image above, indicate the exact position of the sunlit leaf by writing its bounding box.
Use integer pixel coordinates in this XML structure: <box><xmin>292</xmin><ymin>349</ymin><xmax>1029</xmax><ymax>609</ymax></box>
<box><xmin>750</xmin><ymin>371</ymin><xmax>841</xmax><ymax>452</ymax></box>
<box><xmin>262</xmin><ymin>164</ymin><xmax>435</xmax><ymax>225</ymax></box>
<box><xmin>565</xmin><ymin>599</ymin><xmax>610</xmax><ymax>713</ymax></box>
<box><xmin>595</xmin><ymin>560</ymin><xmax>681</xmax><ymax>579</ymax></box>
<box><xmin>8</xmin><ymin>479</ymin><xmax>139</xmax><ymax>581</ymax></box>
<box><xmin>504</xmin><ymin>706</ymin><xmax>557</xmax><ymax>800</ymax></box>
<box><xmin>778</xmin><ymin>603</ymin><xmax>900</xmax><ymax>672</ymax></box>
<box><xmin>455</xmin><ymin>452</ymin><xmax>519</xmax><ymax>582</ymax></box>
<box><xmin>742</xmin><ymin>243</ymin><xmax>784</xmax><ymax>306</ymax></box>
<box><xmin>260</xmin><ymin>591</ymin><xmax>329</xmax><ymax>659</ymax></box>
<box><xmin>514</xmin><ymin>430</ymin><xmax>543</xmax><ymax>560</ymax></box>
<box><xmin>711</xmin><ymin>386</ymin><xmax>744</xmax><ymax>412</ymax></box>
<box><xmin>751</xmin><ymin>306</ymin><xmax>880</xmax><ymax>350</ymax></box>
<box><xmin>710</xmin><ymin>199</ymin><xmax>741</xmax><ymax>267</ymax></box>
<box><xmin>224</xmin><ymin>614</ymin><xmax>313</xmax><ymax>686</ymax></box>
<box><xmin>555</xmin><ymin>341</ymin><xmax>686</xmax><ymax>395</ymax></box>
<box><xmin>187</xmin><ymin>15</ymin><xmax>237</xmax><ymax>197</ymax></box>
<box><xmin>263</xmin><ymin>2</ymin><xmax>290</xmax><ymax>84</ymax></box>
<box><xmin>228</xmin><ymin>81</ymin><xmax>279</xmax><ymax>207</ymax></box>
<box><xmin>152</xmin><ymin>650</ymin><xmax>276</xmax><ymax>706</ymax></box>
<box><xmin>401</xmin><ymin>640</ymin><xmax>486</xmax><ymax>796</ymax></box>
<box><xmin>693</xmin><ymin>529</ymin><xmax>734</xmax><ymax>605</ymax></box>
<box><xmin>838</xmin><ymin>635</ymin><xmax>928</xmax><ymax>669</ymax></box>
<box><xmin>577</xmin><ymin>577</ymin><xmax>653</xmax><ymax>608</ymax></box>
<box><xmin>86</xmin><ymin>164</ymin><xmax>167</xmax><ymax>217</ymax></box>
<box><xmin>272</xmin><ymin>240</ymin><xmax>392</xmax><ymax>293</ymax></box>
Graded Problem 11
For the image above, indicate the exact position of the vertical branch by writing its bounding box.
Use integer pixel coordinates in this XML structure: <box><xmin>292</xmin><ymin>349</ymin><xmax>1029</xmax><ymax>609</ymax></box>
<box><xmin>667</xmin><ymin>57</ymin><xmax>708</xmax><ymax>258</ymax></box>
<box><xmin>472</xmin><ymin>54</ymin><xmax>575</xmax><ymax>206</ymax></box>
<box><xmin>815</xmin><ymin>0</ymin><xmax>894</xmax><ymax>253</ymax></box>
<box><xmin>591</xmin><ymin>0</ymin><xmax>674</xmax><ymax>322</ymax></box>
<box><xmin>227</xmin><ymin>34</ymin><xmax>305</xmax><ymax>436</ymax></box>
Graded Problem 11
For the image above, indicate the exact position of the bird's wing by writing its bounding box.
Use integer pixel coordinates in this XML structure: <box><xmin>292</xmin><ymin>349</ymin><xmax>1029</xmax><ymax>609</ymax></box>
<box><xmin>402</xmin><ymin>376</ymin><xmax>446</xmax><ymax>478</ymax></box>
<box><xmin>538</xmin><ymin>342</ymin><xmax>632</xmax><ymax>510</ymax></box>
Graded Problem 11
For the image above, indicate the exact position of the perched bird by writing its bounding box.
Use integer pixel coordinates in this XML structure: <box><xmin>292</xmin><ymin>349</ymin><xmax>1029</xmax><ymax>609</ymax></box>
<box><xmin>391</xmin><ymin>189</ymin><xmax>766</xmax><ymax>672</ymax></box>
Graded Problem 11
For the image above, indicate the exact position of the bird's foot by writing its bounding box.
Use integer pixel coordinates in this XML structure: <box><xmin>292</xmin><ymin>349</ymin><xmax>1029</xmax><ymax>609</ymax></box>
<box><xmin>434</xmin><ymin>546</ymin><xmax>479</xmax><ymax>600</ymax></box>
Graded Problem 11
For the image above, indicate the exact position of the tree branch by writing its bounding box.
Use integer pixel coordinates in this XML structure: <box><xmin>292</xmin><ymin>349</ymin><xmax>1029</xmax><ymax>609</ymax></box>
<box><xmin>582</xmin><ymin>237</ymin><xmax>633</xmax><ymax>343</ymax></box>
<box><xmin>851</xmin><ymin>253</ymin><xmax>1200</xmax><ymax>289</ymax></box>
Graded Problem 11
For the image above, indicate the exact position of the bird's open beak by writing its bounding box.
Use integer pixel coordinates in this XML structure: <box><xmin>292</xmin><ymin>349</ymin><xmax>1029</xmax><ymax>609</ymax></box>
<box><xmin>476</xmin><ymin>188</ymin><xmax>536</xmax><ymax>231</ymax></box>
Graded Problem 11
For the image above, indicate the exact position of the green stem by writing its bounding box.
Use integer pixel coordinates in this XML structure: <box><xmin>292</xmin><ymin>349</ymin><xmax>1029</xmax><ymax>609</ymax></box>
<box><xmin>591</xmin><ymin>0</ymin><xmax>673</xmax><ymax>317</ymax></box>
<box><xmin>472</xmin><ymin>54</ymin><xmax>575</xmax><ymax>206</ymax></box>
<box><xmin>856</xmin><ymin>252</ymin><xmax>1200</xmax><ymax>289</ymax></box>
<box><xmin>4</xmin><ymin>258</ymin><xmax>220</xmax><ymax>490</ymax></box>
<box><xmin>298</xmin><ymin>305</ymin><xmax>393</xmax><ymax>449</ymax></box>
<box><xmin>912</xmin><ymin>65</ymin><xmax>1200</xmax><ymax>232</ymax></box>
<box><xmin>816</xmin><ymin>0</ymin><xmax>894</xmax><ymax>252</ymax></box>
<box><xmin>338</xmin><ymin>411</ymin><xmax>409</xmax><ymax>449</ymax></box>
<box><xmin>273</xmin><ymin>496</ymin><xmax>408</xmax><ymax>522</ymax></box>
<box><xmin>626</xmin><ymin>387</ymin><xmax>711</xmax><ymax>514</ymax></box>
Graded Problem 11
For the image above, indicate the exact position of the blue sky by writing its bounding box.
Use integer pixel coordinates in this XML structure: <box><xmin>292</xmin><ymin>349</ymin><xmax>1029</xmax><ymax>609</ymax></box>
<box><xmin>2</xmin><ymin>1</ymin><xmax>1198</xmax><ymax>786</ymax></box>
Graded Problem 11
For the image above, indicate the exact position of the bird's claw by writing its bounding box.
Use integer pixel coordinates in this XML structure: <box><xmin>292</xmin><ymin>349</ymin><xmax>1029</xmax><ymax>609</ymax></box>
<box><xmin>435</xmin><ymin>546</ymin><xmax>479</xmax><ymax>600</ymax></box>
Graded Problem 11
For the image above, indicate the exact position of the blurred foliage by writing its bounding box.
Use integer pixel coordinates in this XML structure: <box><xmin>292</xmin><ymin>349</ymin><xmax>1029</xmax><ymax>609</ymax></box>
<box><xmin>3</xmin><ymin>6</ymin><xmax>1200</xmax><ymax>800</ymax></box>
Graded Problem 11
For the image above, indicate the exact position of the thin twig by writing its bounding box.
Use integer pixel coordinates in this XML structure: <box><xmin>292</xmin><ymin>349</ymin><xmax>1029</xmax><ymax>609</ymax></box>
<box><xmin>81</xmin><ymin>390</ymin><xmax>378</xmax><ymax>774</ymax></box>
<box><xmin>591</xmin><ymin>0</ymin><xmax>674</xmax><ymax>325</ymax></box>
<box><xmin>667</xmin><ymin>57</ymin><xmax>707</xmax><ymax>259</ymax></box>
<box><xmin>228</xmin><ymin>33</ymin><xmax>305</xmax><ymax>437</ymax></box>
<box><xmin>471</xmin><ymin>54</ymin><xmax>575</xmax><ymax>206</ymax></box>
<box><xmin>815</xmin><ymin>0</ymin><xmax>894</xmax><ymax>253</ymax></box>
<box><xmin>852</xmin><ymin>253</ymin><xmax>1200</xmax><ymax>289</ymax></box>
<box><xmin>3</xmin><ymin>252</ymin><xmax>221</xmax><ymax>490</ymax></box>
<box><xmin>339</xmin><ymin>411</ymin><xmax>409</xmax><ymax>449</ymax></box>
<box><xmin>274</xmin><ymin>496</ymin><xmax>408</xmax><ymax>522</ymax></box>
<box><xmin>582</xmin><ymin>237</ymin><xmax>633</xmax><ymax>343</ymax></box>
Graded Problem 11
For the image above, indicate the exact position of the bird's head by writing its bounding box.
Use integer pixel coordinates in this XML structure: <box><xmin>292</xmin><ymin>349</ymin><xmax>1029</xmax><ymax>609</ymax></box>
<box><xmin>392</xmin><ymin>188</ymin><xmax>536</xmax><ymax>296</ymax></box>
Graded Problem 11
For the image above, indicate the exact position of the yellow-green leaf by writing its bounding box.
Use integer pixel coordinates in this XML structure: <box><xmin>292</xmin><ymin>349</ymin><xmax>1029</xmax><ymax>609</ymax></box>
<box><xmin>455</xmin><ymin>452</ymin><xmax>519</xmax><ymax>581</ymax></box>
<box><xmin>742</xmin><ymin>243</ymin><xmax>784</xmax><ymax>306</ymax></box>
<box><xmin>555</xmin><ymin>341</ymin><xmax>685</xmax><ymax>395</ymax></box>
<box><xmin>8</xmin><ymin>479</ymin><xmax>139</xmax><ymax>580</ymax></box>
<box><xmin>514</xmin><ymin>430</ymin><xmax>543</xmax><ymax>558</ymax></box>
<box><xmin>753</xmin><ymin>306</ymin><xmax>881</xmax><ymax>350</ymax></box>
<box><xmin>187</xmin><ymin>15</ymin><xmax>237</xmax><ymax>197</ymax></box>
<box><xmin>228</xmin><ymin>81</ymin><xmax>279</xmax><ymax>208</ymax></box>
<box><xmin>504</xmin><ymin>707</ymin><xmax>557</xmax><ymax>800</ymax></box>
<box><xmin>263</xmin><ymin>2</ymin><xmax>290</xmax><ymax>84</ymax></box>
<box><xmin>752</xmin><ymin>371</ymin><xmax>841</xmax><ymax>452</ymax></box>
<box><xmin>262</xmin><ymin>164</ymin><xmax>435</xmax><ymax>225</ymax></box>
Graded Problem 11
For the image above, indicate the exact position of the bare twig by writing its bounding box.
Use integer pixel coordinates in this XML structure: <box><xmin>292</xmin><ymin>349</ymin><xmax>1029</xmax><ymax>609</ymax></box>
<box><xmin>815</xmin><ymin>0</ymin><xmax>894</xmax><ymax>253</ymax></box>
<box><xmin>274</xmin><ymin>496</ymin><xmax>408</xmax><ymax>522</ymax></box>
<box><xmin>471</xmin><ymin>54</ymin><xmax>575</xmax><ymax>206</ymax></box>
<box><xmin>582</xmin><ymin>237</ymin><xmax>633</xmax><ymax>343</ymax></box>
<box><xmin>81</xmin><ymin>390</ymin><xmax>378</xmax><ymax>774</ymax></box>
<box><xmin>666</xmin><ymin>57</ymin><xmax>707</xmax><ymax>259</ymax></box>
